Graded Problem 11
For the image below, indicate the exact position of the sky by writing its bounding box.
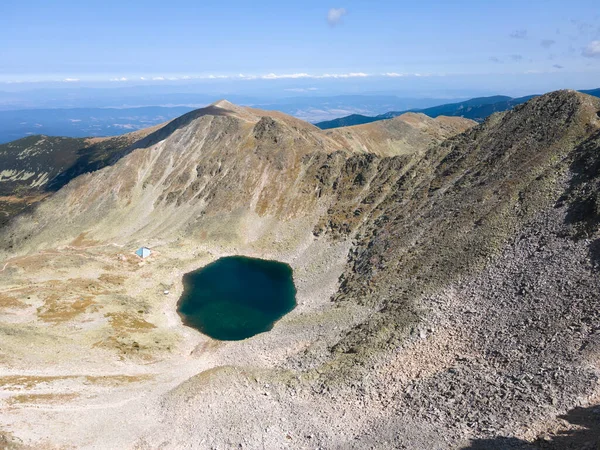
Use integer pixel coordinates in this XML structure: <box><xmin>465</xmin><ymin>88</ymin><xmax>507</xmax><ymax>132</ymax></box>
<box><xmin>0</xmin><ymin>0</ymin><xmax>599</xmax><ymax>97</ymax></box>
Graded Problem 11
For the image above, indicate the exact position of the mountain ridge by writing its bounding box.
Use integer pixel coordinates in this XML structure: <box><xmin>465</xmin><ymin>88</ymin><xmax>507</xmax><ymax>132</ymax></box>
<box><xmin>316</xmin><ymin>88</ymin><xmax>600</xmax><ymax>130</ymax></box>
<box><xmin>0</xmin><ymin>103</ymin><xmax>475</xmax><ymax>229</ymax></box>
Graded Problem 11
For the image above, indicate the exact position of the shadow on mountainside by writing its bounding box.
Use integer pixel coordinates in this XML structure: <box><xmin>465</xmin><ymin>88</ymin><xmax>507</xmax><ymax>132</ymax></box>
<box><xmin>45</xmin><ymin>105</ymin><xmax>234</xmax><ymax>192</ymax></box>
<box><xmin>559</xmin><ymin>128</ymin><xmax>600</xmax><ymax>239</ymax></box>
<box><xmin>125</xmin><ymin>104</ymin><xmax>234</xmax><ymax>153</ymax></box>
<box><xmin>0</xmin><ymin>105</ymin><xmax>236</xmax><ymax>231</ymax></box>
<box><xmin>463</xmin><ymin>405</ymin><xmax>600</xmax><ymax>449</ymax></box>
<box><xmin>589</xmin><ymin>238</ymin><xmax>600</xmax><ymax>271</ymax></box>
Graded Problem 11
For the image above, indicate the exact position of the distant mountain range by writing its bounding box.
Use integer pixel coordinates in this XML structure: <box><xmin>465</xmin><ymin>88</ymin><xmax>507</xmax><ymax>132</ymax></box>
<box><xmin>0</xmin><ymin>95</ymin><xmax>470</xmax><ymax>143</ymax></box>
<box><xmin>316</xmin><ymin>88</ymin><xmax>600</xmax><ymax>129</ymax></box>
<box><xmin>0</xmin><ymin>106</ymin><xmax>196</xmax><ymax>144</ymax></box>
<box><xmin>2</xmin><ymin>90</ymin><xmax>598</xmax><ymax>143</ymax></box>
<box><xmin>253</xmin><ymin>95</ymin><xmax>469</xmax><ymax>123</ymax></box>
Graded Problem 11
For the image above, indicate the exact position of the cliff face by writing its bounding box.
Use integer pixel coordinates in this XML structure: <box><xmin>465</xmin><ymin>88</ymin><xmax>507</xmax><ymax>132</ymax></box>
<box><xmin>0</xmin><ymin>92</ymin><xmax>599</xmax><ymax>449</ymax></box>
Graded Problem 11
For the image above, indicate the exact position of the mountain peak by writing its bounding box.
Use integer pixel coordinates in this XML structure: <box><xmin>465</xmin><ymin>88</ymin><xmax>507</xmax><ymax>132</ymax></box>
<box><xmin>210</xmin><ymin>99</ymin><xmax>237</xmax><ymax>109</ymax></box>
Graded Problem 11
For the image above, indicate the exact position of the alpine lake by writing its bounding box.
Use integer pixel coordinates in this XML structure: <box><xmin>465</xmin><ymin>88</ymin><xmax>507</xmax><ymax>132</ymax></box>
<box><xmin>177</xmin><ymin>256</ymin><xmax>297</xmax><ymax>341</ymax></box>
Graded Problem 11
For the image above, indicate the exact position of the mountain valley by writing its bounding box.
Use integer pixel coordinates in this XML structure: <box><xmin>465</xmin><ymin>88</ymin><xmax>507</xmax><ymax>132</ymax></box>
<box><xmin>0</xmin><ymin>92</ymin><xmax>599</xmax><ymax>449</ymax></box>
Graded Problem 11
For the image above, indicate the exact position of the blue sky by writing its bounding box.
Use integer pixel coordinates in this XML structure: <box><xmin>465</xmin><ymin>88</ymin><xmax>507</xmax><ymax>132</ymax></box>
<box><xmin>1</xmin><ymin>0</ymin><xmax>599</xmax><ymax>95</ymax></box>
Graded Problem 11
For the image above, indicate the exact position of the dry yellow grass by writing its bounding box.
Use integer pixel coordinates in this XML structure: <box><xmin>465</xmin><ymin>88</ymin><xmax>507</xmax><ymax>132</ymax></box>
<box><xmin>6</xmin><ymin>393</ymin><xmax>79</xmax><ymax>405</ymax></box>
<box><xmin>70</xmin><ymin>232</ymin><xmax>100</xmax><ymax>247</ymax></box>
<box><xmin>37</xmin><ymin>294</ymin><xmax>96</xmax><ymax>323</ymax></box>
<box><xmin>84</xmin><ymin>374</ymin><xmax>152</xmax><ymax>386</ymax></box>
<box><xmin>0</xmin><ymin>374</ymin><xmax>152</xmax><ymax>390</ymax></box>
<box><xmin>0</xmin><ymin>376</ymin><xmax>71</xmax><ymax>390</ymax></box>
<box><xmin>0</xmin><ymin>293</ymin><xmax>27</xmax><ymax>309</ymax></box>
<box><xmin>105</xmin><ymin>312</ymin><xmax>156</xmax><ymax>331</ymax></box>
<box><xmin>98</xmin><ymin>273</ymin><xmax>126</xmax><ymax>285</ymax></box>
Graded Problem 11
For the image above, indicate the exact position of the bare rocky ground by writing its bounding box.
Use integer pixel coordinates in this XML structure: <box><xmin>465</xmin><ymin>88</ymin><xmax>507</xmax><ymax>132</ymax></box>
<box><xmin>0</xmin><ymin>92</ymin><xmax>598</xmax><ymax>449</ymax></box>
<box><xmin>0</xmin><ymin>224</ymin><xmax>360</xmax><ymax>449</ymax></box>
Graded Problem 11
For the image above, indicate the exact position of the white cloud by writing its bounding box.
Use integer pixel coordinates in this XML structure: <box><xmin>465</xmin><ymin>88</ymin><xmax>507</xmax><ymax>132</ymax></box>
<box><xmin>317</xmin><ymin>72</ymin><xmax>368</xmax><ymax>78</ymax></box>
<box><xmin>285</xmin><ymin>87</ymin><xmax>319</xmax><ymax>92</ymax></box>
<box><xmin>583</xmin><ymin>40</ymin><xmax>600</xmax><ymax>58</ymax></box>
<box><xmin>327</xmin><ymin>8</ymin><xmax>347</xmax><ymax>26</ymax></box>
<box><xmin>166</xmin><ymin>72</ymin><xmax>431</xmax><ymax>81</ymax></box>
<box><xmin>381</xmin><ymin>72</ymin><xmax>433</xmax><ymax>78</ymax></box>
<box><xmin>238</xmin><ymin>72</ymin><xmax>368</xmax><ymax>80</ymax></box>
<box><xmin>261</xmin><ymin>73</ymin><xmax>310</xmax><ymax>79</ymax></box>
<box><xmin>0</xmin><ymin>70</ymin><xmax>449</xmax><ymax>85</ymax></box>
<box><xmin>206</xmin><ymin>72</ymin><xmax>370</xmax><ymax>80</ymax></box>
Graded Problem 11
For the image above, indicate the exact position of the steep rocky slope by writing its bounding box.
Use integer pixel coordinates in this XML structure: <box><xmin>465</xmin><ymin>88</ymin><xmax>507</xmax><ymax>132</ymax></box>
<box><xmin>0</xmin><ymin>125</ymin><xmax>162</xmax><ymax>227</ymax></box>
<box><xmin>0</xmin><ymin>92</ymin><xmax>598</xmax><ymax>449</ymax></box>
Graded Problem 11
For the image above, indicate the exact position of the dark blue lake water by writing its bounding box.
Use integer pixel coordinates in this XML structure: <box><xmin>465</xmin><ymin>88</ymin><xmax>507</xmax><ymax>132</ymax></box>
<box><xmin>177</xmin><ymin>256</ymin><xmax>297</xmax><ymax>341</ymax></box>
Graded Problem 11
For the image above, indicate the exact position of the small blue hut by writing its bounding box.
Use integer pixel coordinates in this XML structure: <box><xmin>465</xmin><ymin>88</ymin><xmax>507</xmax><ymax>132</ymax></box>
<box><xmin>135</xmin><ymin>247</ymin><xmax>152</xmax><ymax>258</ymax></box>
